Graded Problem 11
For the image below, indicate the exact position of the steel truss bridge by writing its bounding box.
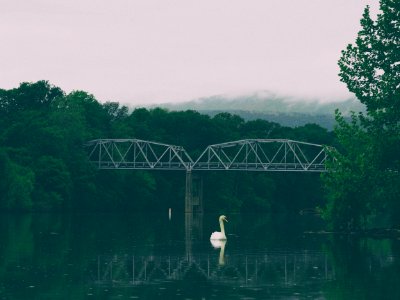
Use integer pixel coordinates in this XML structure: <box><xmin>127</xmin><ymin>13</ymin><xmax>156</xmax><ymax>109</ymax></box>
<box><xmin>86</xmin><ymin>138</ymin><xmax>332</xmax><ymax>172</ymax></box>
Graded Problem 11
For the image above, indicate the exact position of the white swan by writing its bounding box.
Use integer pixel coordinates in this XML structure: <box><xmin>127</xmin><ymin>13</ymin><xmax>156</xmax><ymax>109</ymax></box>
<box><xmin>210</xmin><ymin>215</ymin><xmax>228</xmax><ymax>240</ymax></box>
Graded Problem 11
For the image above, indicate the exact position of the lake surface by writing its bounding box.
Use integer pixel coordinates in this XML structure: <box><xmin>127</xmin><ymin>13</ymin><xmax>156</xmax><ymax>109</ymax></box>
<box><xmin>1</xmin><ymin>212</ymin><xmax>400</xmax><ymax>299</ymax></box>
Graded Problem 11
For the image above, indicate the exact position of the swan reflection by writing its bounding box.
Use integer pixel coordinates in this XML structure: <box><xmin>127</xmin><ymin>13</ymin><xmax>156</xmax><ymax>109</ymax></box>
<box><xmin>210</xmin><ymin>239</ymin><xmax>226</xmax><ymax>266</ymax></box>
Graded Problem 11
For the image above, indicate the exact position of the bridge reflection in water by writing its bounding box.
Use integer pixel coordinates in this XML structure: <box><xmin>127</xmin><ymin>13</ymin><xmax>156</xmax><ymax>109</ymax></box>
<box><xmin>91</xmin><ymin>214</ymin><xmax>335</xmax><ymax>289</ymax></box>
<box><xmin>94</xmin><ymin>251</ymin><xmax>334</xmax><ymax>288</ymax></box>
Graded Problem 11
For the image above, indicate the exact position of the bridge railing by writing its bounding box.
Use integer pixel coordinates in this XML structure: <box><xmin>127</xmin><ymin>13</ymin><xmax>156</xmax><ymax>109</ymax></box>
<box><xmin>86</xmin><ymin>138</ymin><xmax>333</xmax><ymax>172</ymax></box>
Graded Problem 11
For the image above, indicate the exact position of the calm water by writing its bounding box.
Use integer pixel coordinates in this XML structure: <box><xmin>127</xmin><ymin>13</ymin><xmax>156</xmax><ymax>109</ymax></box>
<box><xmin>1</xmin><ymin>212</ymin><xmax>400</xmax><ymax>299</ymax></box>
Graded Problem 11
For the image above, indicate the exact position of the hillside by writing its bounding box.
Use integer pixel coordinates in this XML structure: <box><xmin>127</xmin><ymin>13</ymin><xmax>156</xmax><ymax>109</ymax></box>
<box><xmin>151</xmin><ymin>92</ymin><xmax>365</xmax><ymax>129</ymax></box>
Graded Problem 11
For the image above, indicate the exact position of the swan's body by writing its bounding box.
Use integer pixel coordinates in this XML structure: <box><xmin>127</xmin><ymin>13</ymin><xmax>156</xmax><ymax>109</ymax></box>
<box><xmin>210</xmin><ymin>215</ymin><xmax>228</xmax><ymax>240</ymax></box>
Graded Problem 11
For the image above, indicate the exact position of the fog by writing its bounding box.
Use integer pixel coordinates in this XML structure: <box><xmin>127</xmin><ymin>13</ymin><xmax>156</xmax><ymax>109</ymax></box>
<box><xmin>0</xmin><ymin>0</ymin><xmax>379</xmax><ymax>105</ymax></box>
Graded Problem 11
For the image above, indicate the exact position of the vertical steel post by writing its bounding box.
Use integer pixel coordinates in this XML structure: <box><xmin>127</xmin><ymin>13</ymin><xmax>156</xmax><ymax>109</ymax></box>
<box><xmin>99</xmin><ymin>142</ymin><xmax>102</xmax><ymax>168</ymax></box>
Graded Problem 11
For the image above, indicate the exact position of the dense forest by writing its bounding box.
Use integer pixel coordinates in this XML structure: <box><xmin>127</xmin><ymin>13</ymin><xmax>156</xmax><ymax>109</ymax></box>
<box><xmin>0</xmin><ymin>81</ymin><xmax>335</xmax><ymax>214</ymax></box>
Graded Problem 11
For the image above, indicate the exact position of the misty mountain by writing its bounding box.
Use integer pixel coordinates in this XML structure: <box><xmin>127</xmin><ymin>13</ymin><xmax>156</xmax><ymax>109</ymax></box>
<box><xmin>151</xmin><ymin>92</ymin><xmax>365</xmax><ymax>130</ymax></box>
<box><xmin>157</xmin><ymin>92</ymin><xmax>365</xmax><ymax>115</ymax></box>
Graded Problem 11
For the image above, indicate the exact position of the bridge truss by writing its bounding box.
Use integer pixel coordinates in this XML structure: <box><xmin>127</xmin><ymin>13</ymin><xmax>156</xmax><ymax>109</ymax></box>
<box><xmin>86</xmin><ymin>138</ymin><xmax>332</xmax><ymax>172</ymax></box>
<box><xmin>86</xmin><ymin>139</ymin><xmax>193</xmax><ymax>170</ymax></box>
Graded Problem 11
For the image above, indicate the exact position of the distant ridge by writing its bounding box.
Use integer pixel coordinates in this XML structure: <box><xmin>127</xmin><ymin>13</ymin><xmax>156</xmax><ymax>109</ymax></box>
<box><xmin>148</xmin><ymin>92</ymin><xmax>365</xmax><ymax>130</ymax></box>
<box><xmin>155</xmin><ymin>92</ymin><xmax>365</xmax><ymax>115</ymax></box>
<box><xmin>197</xmin><ymin>110</ymin><xmax>339</xmax><ymax>130</ymax></box>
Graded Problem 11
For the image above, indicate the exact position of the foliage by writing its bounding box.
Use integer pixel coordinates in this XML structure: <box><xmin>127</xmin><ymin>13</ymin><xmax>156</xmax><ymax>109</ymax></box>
<box><xmin>0</xmin><ymin>149</ymin><xmax>34</xmax><ymax>210</ymax></box>
<box><xmin>338</xmin><ymin>1</ymin><xmax>399</xmax><ymax>122</ymax></box>
<box><xmin>322</xmin><ymin>0</ymin><xmax>400</xmax><ymax>230</ymax></box>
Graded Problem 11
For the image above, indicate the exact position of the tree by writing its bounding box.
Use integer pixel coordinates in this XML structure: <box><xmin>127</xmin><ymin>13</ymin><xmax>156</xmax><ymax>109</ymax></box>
<box><xmin>32</xmin><ymin>156</ymin><xmax>72</xmax><ymax>210</ymax></box>
<box><xmin>0</xmin><ymin>150</ymin><xmax>34</xmax><ymax>210</ymax></box>
<box><xmin>338</xmin><ymin>1</ymin><xmax>399</xmax><ymax>122</ymax></box>
<box><xmin>323</xmin><ymin>0</ymin><xmax>400</xmax><ymax>230</ymax></box>
<box><xmin>0</xmin><ymin>81</ymin><xmax>64</xmax><ymax>115</ymax></box>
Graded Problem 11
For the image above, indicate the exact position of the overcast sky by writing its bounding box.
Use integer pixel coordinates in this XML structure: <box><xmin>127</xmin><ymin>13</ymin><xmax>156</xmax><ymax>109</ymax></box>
<box><xmin>0</xmin><ymin>0</ymin><xmax>379</xmax><ymax>105</ymax></box>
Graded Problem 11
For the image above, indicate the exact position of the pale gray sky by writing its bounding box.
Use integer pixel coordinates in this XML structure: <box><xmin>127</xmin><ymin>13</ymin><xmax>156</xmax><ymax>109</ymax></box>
<box><xmin>0</xmin><ymin>0</ymin><xmax>379</xmax><ymax>104</ymax></box>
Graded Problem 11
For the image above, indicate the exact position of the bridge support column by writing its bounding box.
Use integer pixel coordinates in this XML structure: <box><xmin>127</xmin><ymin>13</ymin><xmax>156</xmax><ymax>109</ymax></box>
<box><xmin>185</xmin><ymin>171</ymin><xmax>203</xmax><ymax>213</ymax></box>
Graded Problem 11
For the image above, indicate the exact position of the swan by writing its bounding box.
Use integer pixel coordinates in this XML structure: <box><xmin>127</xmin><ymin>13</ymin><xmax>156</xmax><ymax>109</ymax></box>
<box><xmin>210</xmin><ymin>215</ymin><xmax>228</xmax><ymax>240</ymax></box>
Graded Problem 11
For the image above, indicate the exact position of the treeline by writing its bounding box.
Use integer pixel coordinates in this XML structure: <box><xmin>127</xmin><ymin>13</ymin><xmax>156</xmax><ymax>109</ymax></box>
<box><xmin>0</xmin><ymin>81</ymin><xmax>335</xmax><ymax>213</ymax></box>
<box><xmin>199</xmin><ymin>110</ymin><xmax>339</xmax><ymax>130</ymax></box>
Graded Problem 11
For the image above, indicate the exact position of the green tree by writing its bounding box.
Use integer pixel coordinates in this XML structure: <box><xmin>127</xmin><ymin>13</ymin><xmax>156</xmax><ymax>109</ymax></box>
<box><xmin>338</xmin><ymin>1</ymin><xmax>399</xmax><ymax>122</ymax></box>
<box><xmin>32</xmin><ymin>156</ymin><xmax>72</xmax><ymax>210</ymax></box>
<box><xmin>0</xmin><ymin>150</ymin><xmax>34</xmax><ymax>210</ymax></box>
<box><xmin>0</xmin><ymin>81</ymin><xmax>63</xmax><ymax>116</ymax></box>
<box><xmin>323</xmin><ymin>0</ymin><xmax>400</xmax><ymax>230</ymax></box>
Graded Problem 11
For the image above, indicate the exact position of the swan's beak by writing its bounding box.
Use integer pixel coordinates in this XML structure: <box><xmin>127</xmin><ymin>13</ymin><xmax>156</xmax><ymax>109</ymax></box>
<box><xmin>225</xmin><ymin>218</ymin><xmax>228</xmax><ymax>222</ymax></box>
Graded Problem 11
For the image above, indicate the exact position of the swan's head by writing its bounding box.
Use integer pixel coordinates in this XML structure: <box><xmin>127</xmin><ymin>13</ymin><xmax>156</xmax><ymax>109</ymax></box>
<box><xmin>219</xmin><ymin>215</ymin><xmax>228</xmax><ymax>222</ymax></box>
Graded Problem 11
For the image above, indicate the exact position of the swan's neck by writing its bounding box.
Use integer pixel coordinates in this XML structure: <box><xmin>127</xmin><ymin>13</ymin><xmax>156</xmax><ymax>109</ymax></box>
<box><xmin>219</xmin><ymin>219</ymin><xmax>225</xmax><ymax>236</ymax></box>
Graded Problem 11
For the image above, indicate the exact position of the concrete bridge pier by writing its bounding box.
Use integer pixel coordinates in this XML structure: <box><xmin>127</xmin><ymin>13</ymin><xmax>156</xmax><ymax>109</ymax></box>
<box><xmin>185</xmin><ymin>171</ymin><xmax>203</xmax><ymax>213</ymax></box>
